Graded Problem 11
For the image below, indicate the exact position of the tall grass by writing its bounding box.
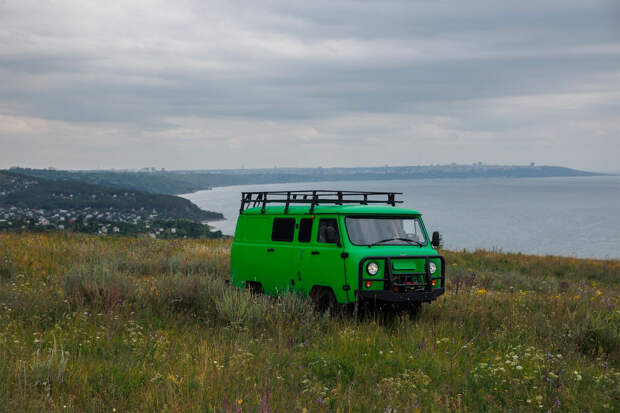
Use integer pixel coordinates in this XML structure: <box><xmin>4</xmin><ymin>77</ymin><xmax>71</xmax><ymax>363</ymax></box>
<box><xmin>0</xmin><ymin>232</ymin><xmax>618</xmax><ymax>412</ymax></box>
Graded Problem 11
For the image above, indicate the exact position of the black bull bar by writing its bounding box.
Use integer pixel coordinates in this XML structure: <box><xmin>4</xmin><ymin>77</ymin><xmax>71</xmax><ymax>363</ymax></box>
<box><xmin>357</xmin><ymin>255</ymin><xmax>446</xmax><ymax>303</ymax></box>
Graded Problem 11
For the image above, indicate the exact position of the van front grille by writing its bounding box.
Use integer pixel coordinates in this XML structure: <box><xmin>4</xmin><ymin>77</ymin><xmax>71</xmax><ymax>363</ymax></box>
<box><xmin>392</xmin><ymin>273</ymin><xmax>427</xmax><ymax>290</ymax></box>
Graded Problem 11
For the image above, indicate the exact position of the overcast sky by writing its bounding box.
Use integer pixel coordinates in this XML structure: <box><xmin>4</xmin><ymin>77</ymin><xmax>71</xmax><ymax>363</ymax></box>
<box><xmin>0</xmin><ymin>0</ymin><xmax>618</xmax><ymax>172</ymax></box>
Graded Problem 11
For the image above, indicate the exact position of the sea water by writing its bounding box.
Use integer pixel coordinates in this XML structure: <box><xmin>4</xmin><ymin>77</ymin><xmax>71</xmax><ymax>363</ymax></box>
<box><xmin>182</xmin><ymin>176</ymin><xmax>620</xmax><ymax>260</ymax></box>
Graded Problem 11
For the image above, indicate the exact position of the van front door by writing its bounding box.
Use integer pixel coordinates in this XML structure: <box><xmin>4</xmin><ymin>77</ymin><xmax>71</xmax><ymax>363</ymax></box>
<box><xmin>298</xmin><ymin>216</ymin><xmax>349</xmax><ymax>302</ymax></box>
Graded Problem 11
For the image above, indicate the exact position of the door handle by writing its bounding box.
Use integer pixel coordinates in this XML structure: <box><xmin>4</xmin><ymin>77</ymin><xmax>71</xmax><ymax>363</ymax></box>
<box><xmin>311</xmin><ymin>251</ymin><xmax>320</xmax><ymax>255</ymax></box>
<box><xmin>267</xmin><ymin>248</ymin><xmax>275</xmax><ymax>252</ymax></box>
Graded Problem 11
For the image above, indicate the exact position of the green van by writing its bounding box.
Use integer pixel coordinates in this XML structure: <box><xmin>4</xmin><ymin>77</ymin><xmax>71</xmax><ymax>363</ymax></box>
<box><xmin>230</xmin><ymin>190</ymin><xmax>445</xmax><ymax>310</ymax></box>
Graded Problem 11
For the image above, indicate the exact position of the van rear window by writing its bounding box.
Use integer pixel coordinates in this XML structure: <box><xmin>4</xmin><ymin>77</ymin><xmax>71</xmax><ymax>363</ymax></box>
<box><xmin>271</xmin><ymin>218</ymin><xmax>295</xmax><ymax>241</ymax></box>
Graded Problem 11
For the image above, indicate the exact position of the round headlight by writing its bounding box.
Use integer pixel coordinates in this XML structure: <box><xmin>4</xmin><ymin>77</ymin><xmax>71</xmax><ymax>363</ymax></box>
<box><xmin>429</xmin><ymin>262</ymin><xmax>437</xmax><ymax>274</ymax></box>
<box><xmin>367</xmin><ymin>262</ymin><xmax>379</xmax><ymax>275</ymax></box>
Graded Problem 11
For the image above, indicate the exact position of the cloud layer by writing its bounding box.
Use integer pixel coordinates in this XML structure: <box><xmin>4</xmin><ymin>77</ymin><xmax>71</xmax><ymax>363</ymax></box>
<box><xmin>1</xmin><ymin>0</ymin><xmax>618</xmax><ymax>170</ymax></box>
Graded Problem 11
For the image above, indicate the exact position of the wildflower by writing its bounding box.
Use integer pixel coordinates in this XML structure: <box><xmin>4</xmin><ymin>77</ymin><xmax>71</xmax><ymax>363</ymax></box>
<box><xmin>477</xmin><ymin>289</ymin><xmax>487</xmax><ymax>295</ymax></box>
<box><xmin>516</xmin><ymin>365</ymin><xmax>523</xmax><ymax>370</ymax></box>
<box><xmin>596</xmin><ymin>290</ymin><xmax>603</xmax><ymax>296</ymax></box>
<box><xmin>237</xmin><ymin>399</ymin><xmax>243</xmax><ymax>405</ymax></box>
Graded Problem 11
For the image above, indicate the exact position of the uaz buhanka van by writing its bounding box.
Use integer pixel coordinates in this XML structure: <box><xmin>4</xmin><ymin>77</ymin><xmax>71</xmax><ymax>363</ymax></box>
<box><xmin>230</xmin><ymin>190</ymin><xmax>445</xmax><ymax>311</ymax></box>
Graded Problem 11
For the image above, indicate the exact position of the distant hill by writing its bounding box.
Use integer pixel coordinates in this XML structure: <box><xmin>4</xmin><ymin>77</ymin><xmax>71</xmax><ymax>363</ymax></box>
<box><xmin>8</xmin><ymin>168</ymin><xmax>208</xmax><ymax>195</ymax></box>
<box><xmin>0</xmin><ymin>170</ymin><xmax>222</xmax><ymax>221</ymax></box>
<box><xmin>10</xmin><ymin>164</ymin><xmax>602</xmax><ymax>196</ymax></box>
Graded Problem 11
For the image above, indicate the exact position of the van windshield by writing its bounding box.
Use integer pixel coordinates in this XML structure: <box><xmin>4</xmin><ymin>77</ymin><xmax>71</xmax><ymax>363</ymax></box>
<box><xmin>345</xmin><ymin>216</ymin><xmax>427</xmax><ymax>246</ymax></box>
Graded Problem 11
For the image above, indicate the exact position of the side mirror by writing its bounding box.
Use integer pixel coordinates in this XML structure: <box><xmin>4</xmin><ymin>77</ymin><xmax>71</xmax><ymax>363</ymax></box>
<box><xmin>325</xmin><ymin>226</ymin><xmax>339</xmax><ymax>244</ymax></box>
<box><xmin>431</xmin><ymin>231</ymin><xmax>441</xmax><ymax>248</ymax></box>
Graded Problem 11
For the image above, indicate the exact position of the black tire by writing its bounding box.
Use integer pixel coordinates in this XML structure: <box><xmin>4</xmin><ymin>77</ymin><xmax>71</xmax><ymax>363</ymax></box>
<box><xmin>246</xmin><ymin>281</ymin><xmax>264</xmax><ymax>295</ymax></box>
<box><xmin>312</xmin><ymin>287</ymin><xmax>336</xmax><ymax>313</ymax></box>
<box><xmin>408</xmin><ymin>302</ymin><xmax>421</xmax><ymax>318</ymax></box>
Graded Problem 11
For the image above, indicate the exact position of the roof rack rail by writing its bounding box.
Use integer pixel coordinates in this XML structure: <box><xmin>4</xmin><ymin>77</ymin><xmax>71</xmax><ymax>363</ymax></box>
<box><xmin>239</xmin><ymin>190</ymin><xmax>403</xmax><ymax>214</ymax></box>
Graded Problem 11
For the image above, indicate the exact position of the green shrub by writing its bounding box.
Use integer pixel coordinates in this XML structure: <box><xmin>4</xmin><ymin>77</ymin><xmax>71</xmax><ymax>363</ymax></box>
<box><xmin>271</xmin><ymin>292</ymin><xmax>318</xmax><ymax>327</ymax></box>
<box><xmin>18</xmin><ymin>337</ymin><xmax>68</xmax><ymax>396</ymax></box>
<box><xmin>153</xmin><ymin>274</ymin><xmax>225</xmax><ymax>317</ymax></box>
<box><xmin>0</xmin><ymin>254</ymin><xmax>13</xmax><ymax>280</ymax></box>
<box><xmin>574</xmin><ymin>308</ymin><xmax>619</xmax><ymax>358</ymax></box>
<box><xmin>63</xmin><ymin>264</ymin><xmax>136</xmax><ymax>311</ymax></box>
<box><xmin>577</xmin><ymin>325</ymin><xmax>619</xmax><ymax>357</ymax></box>
<box><xmin>216</xmin><ymin>288</ymin><xmax>269</xmax><ymax>327</ymax></box>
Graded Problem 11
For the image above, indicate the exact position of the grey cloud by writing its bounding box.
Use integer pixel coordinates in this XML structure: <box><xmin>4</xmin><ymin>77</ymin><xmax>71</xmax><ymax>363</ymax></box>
<box><xmin>0</xmin><ymin>0</ymin><xmax>618</xmax><ymax>171</ymax></box>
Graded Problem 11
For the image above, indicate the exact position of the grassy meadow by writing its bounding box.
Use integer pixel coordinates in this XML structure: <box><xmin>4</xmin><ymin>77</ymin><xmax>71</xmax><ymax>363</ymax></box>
<box><xmin>0</xmin><ymin>232</ymin><xmax>618</xmax><ymax>412</ymax></box>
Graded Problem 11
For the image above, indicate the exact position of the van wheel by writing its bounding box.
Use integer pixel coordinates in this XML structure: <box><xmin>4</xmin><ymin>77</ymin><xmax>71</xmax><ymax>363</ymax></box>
<box><xmin>408</xmin><ymin>302</ymin><xmax>421</xmax><ymax>318</ymax></box>
<box><xmin>246</xmin><ymin>281</ymin><xmax>264</xmax><ymax>295</ymax></box>
<box><xmin>312</xmin><ymin>287</ymin><xmax>336</xmax><ymax>313</ymax></box>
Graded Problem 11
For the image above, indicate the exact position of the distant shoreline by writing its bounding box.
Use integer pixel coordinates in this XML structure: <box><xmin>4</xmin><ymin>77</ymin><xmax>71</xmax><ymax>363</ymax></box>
<box><xmin>7</xmin><ymin>164</ymin><xmax>605</xmax><ymax>197</ymax></box>
<box><xmin>179</xmin><ymin>172</ymin><xmax>611</xmax><ymax>197</ymax></box>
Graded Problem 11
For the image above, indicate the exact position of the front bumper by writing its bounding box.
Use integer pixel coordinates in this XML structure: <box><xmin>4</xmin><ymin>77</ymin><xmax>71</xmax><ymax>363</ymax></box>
<box><xmin>358</xmin><ymin>287</ymin><xmax>445</xmax><ymax>303</ymax></box>
<box><xmin>358</xmin><ymin>255</ymin><xmax>446</xmax><ymax>304</ymax></box>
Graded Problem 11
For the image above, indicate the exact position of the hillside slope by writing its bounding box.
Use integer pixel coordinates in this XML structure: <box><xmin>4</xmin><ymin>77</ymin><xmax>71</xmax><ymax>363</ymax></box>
<box><xmin>0</xmin><ymin>170</ymin><xmax>223</xmax><ymax>221</ymax></box>
<box><xmin>0</xmin><ymin>233</ymin><xmax>617</xmax><ymax>412</ymax></box>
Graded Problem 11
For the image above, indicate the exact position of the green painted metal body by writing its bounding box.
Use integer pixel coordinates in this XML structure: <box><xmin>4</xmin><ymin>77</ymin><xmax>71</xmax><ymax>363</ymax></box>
<box><xmin>230</xmin><ymin>205</ymin><xmax>444</xmax><ymax>304</ymax></box>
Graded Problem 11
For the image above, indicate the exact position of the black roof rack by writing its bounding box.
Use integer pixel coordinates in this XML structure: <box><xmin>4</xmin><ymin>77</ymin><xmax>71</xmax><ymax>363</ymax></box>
<box><xmin>239</xmin><ymin>190</ymin><xmax>403</xmax><ymax>214</ymax></box>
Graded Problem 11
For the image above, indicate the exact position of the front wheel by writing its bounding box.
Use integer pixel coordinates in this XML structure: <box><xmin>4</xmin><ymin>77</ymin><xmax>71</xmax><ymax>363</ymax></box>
<box><xmin>312</xmin><ymin>287</ymin><xmax>336</xmax><ymax>313</ymax></box>
<box><xmin>408</xmin><ymin>302</ymin><xmax>421</xmax><ymax>318</ymax></box>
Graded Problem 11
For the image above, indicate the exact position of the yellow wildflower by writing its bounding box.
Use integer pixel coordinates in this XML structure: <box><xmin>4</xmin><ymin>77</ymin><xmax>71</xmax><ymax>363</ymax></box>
<box><xmin>477</xmin><ymin>289</ymin><xmax>487</xmax><ymax>295</ymax></box>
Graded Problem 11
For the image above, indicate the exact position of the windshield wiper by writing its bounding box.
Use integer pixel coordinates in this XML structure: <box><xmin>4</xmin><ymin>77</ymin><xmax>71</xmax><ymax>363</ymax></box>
<box><xmin>371</xmin><ymin>237</ymin><xmax>423</xmax><ymax>246</ymax></box>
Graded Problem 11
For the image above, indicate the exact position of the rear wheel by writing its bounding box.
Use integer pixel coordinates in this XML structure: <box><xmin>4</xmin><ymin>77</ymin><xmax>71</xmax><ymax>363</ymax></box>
<box><xmin>245</xmin><ymin>281</ymin><xmax>264</xmax><ymax>295</ymax></box>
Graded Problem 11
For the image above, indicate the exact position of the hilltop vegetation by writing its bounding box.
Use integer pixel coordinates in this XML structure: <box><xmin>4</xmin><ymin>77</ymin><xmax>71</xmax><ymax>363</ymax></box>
<box><xmin>0</xmin><ymin>233</ymin><xmax>617</xmax><ymax>412</ymax></box>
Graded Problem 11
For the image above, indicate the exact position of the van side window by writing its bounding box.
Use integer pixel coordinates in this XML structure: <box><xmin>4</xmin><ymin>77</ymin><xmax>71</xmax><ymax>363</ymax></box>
<box><xmin>271</xmin><ymin>218</ymin><xmax>295</xmax><ymax>242</ymax></box>
<box><xmin>298</xmin><ymin>218</ymin><xmax>313</xmax><ymax>242</ymax></box>
<box><xmin>318</xmin><ymin>219</ymin><xmax>339</xmax><ymax>243</ymax></box>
